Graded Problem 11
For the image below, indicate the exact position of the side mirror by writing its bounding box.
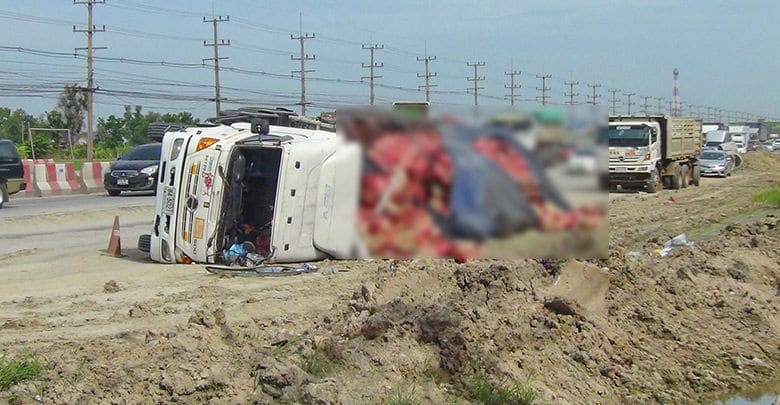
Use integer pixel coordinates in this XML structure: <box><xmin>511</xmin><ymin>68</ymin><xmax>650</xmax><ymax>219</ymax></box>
<box><xmin>250</xmin><ymin>119</ymin><xmax>270</xmax><ymax>135</ymax></box>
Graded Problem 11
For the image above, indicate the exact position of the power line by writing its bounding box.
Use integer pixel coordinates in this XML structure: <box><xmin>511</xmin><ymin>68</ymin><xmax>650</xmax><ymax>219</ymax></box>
<box><xmin>290</xmin><ymin>14</ymin><xmax>315</xmax><ymax>115</ymax></box>
<box><xmin>466</xmin><ymin>61</ymin><xmax>485</xmax><ymax>107</ymax></box>
<box><xmin>564</xmin><ymin>80</ymin><xmax>578</xmax><ymax>106</ymax></box>
<box><xmin>623</xmin><ymin>92</ymin><xmax>635</xmax><ymax>114</ymax></box>
<box><xmin>362</xmin><ymin>43</ymin><xmax>384</xmax><ymax>106</ymax></box>
<box><xmin>73</xmin><ymin>0</ymin><xmax>106</xmax><ymax>161</ymax></box>
<box><xmin>504</xmin><ymin>70</ymin><xmax>521</xmax><ymax>107</ymax></box>
<box><xmin>654</xmin><ymin>97</ymin><xmax>664</xmax><ymax>115</ymax></box>
<box><xmin>608</xmin><ymin>88</ymin><xmax>621</xmax><ymax>115</ymax></box>
<box><xmin>535</xmin><ymin>74</ymin><xmax>551</xmax><ymax>106</ymax></box>
<box><xmin>586</xmin><ymin>82</ymin><xmax>601</xmax><ymax>105</ymax></box>
<box><xmin>641</xmin><ymin>95</ymin><xmax>651</xmax><ymax>115</ymax></box>
<box><xmin>417</xmin><ymin>55</ymin><xmax>437</xmax><ymax>102</ymax></box>
<box><xmin>203</xmin><ymin>15</ymin><xmax>229</xmax><ymax>116</ymax></box>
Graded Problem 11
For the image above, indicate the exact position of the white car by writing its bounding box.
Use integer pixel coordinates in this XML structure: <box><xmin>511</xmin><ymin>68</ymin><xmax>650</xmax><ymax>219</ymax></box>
<box><xmin>565</xmin><ymin>147</ymin><xmax>599</xmax><ymax>174</ymax></box>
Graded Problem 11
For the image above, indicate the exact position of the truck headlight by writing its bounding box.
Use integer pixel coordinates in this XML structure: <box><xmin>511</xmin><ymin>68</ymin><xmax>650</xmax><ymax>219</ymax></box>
<box><xmin>141</xmin><ymin>165</ymin><xmax>158</xmax><ymax>175</ymax></box>
<box><xmin>643</xmin><ymin>153</ymin><xmax>651</xmax><ymax>161</ymax></box>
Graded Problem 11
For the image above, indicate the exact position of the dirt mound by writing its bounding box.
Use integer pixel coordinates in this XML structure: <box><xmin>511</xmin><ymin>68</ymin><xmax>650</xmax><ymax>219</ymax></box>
<box><xmin>741</xmin><ymin>150</ymin><xmax>780</xmax><ymax>172</ymax></box>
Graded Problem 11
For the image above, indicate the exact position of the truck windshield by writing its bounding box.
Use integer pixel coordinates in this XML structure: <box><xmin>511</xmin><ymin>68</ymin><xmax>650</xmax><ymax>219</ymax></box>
<box><xmin>608</xmin><ymin>127</ymin><xmax>649</xmax><ymax>147</ymax></box>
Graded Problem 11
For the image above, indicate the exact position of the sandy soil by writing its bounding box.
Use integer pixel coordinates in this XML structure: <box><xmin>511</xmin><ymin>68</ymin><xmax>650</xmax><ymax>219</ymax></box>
<box><xmin>1</xmin><ymin>152</ymin><xmax>779</xmax><ymax>404</ymax></box>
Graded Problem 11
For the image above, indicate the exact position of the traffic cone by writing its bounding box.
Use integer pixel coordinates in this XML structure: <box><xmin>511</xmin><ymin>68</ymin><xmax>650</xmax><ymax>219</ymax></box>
<box><xmin>107</xmin><ymin>215</ymin><xmax>122</xmax><ymax>257</ymax></box>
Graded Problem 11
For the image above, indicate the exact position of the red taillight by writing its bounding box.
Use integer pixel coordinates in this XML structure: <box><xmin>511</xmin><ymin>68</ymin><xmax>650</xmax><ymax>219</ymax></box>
<box><xmin>180</xmin><ymin>253</ymin><xmax>193</xmax><ymax>264</ymax></box>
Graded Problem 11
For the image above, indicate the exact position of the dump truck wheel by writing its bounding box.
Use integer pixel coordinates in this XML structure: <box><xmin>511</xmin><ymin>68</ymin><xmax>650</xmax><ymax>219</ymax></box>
<box><xmin>692</xmin><ymin>165</ymin><xmax>701</xmax><ymax>186</ymax></box>
<box><xmin>647</xmin><ymin>170</ymin><xmax>660</xmax><ymax>193</ymax></box>
<box><xmin>680</xmin><ymin>166</ymin><xmax>689</xmax><ymax>188</ymax></box>
<box><xmin>671</xmin><ymin>166</ymin><xmax>682</xmax><ymax>190</ymax></box>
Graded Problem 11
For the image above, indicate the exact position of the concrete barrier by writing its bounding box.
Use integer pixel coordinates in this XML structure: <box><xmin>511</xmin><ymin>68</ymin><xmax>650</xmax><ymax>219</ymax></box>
<box><xmin>20</xmin><ymin>160</ymin><xmax>39</xmax><ymax>197</ymax></box>
<box><xmin>79</xmin><ymin>162</ymin><xmax>112</xmax><ymax>193</ymax></box>
<box><xmin>33</xmin><ymin>162</ymin><xmax>82</xmax><ymax>196</ymax></box>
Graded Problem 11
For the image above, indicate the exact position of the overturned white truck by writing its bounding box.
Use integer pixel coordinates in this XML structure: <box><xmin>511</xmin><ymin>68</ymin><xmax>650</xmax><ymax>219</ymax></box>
<box><xmin>608</xmin><ymin>115</ymin><xmax>702</xmax><ymax>193</ymax></box>
<box><xmin>138</xmin><ymin>108</ymin><xmax>364</xmax><ymax>265</ymax></box>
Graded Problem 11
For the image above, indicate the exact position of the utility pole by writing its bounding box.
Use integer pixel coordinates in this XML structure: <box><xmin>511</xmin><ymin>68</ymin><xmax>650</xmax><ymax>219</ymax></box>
<box><xmin>565</xmin><ymin>80</ymin><xmax>579</xmax><ymax>106</ymax></box>
<box><xmin>417</xmin><ymin>55</ymin><xmax>437</xmax><ymax>102</ymax></box>
<box><xmin>466</xmin><ymin>61</ymin><xmax>485</xmax><ymax>107</ymax></box>
<box><xmin>623</xmin><ymin>92</ymin><xmax>635</xmax><ymax>115</ymax></box>
<box><xmin>654</xmin><ymin>97</ymin><xmax>664</xmax><ymax>114</ymax></box>
<box><xmin>608</xmin><ymin>89</ymin><xmax>621</xmax><ymax>115</ymax></box>
<box><xmin>362</xmin><ymin>44</ymin><xmax>384</xmax><ymax>105</ymax></box>
<box><xmin>535</xmin><ymin>74</ymin><xmax>552</xmax><ymax>106</ymax></box>
<box><xmin>504</xmin><ymin>70</ymin><xmax>521</xmax><ymax>107</ymax></box>
<box><xmin>291</xmin><ymin>15</ymin><xmax>315</xmax><ymax>116</ymax></box>
<box><xmin>586</xmin><ymin>82</ymin><xmax>601</xmax><ymax>105</ymax></box>
<box><xmin>203</xmin><ymin>15</ymin><xmax>229</xmax><ymax>116</ymax></box>
<box><xmin>641</xmin><ymin>96</ymin><xmax>652</xmax><ymax>115</ymax></box>
<box><xmin>73</xmin><ymin>0</ymin><xmax>105</xmax><ymax>162</ymax></box>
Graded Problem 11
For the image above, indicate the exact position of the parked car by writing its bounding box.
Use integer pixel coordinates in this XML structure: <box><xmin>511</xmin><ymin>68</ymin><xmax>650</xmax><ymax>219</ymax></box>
<box><xmin>565</xmin><ymin>146</ymin><xmax>599</xmax><ymax>175</ymax></box>
<box><xmin>762</xmin><ymin>140</ymin><xmax>775</xmax><ymax>152</ymax></box>
<box><xmin>0</xmin><ymin>140</ymin><xmax>26</xmax><ymax>208</ymax></box>
<box><xmin>773</xmin><ymin>139</ymin><xmax>780</xmax><ymax>152</ymax></box>
<box><xmin>104</xmin><ymin>143</ymin><xmax>162</xmax><ymax>196</ymax></box>
<box><xmin>699</xmin><ymin>150</ymin><xmax>733</xmax><ymax>177</ymax></box>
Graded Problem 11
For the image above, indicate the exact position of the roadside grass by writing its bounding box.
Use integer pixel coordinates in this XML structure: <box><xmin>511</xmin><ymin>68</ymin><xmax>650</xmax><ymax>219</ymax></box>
<box><xmin>465</xmin><ymin>372</ymin><xmax>537</xmax><ymax>405</ymax></box>
<box><xmin>0</xmin><ymin>352</ymin><xmax>44</xmax><ymax>392</ymax></box>
<box><xmin>753</xmin><ymin>184</ymin><xmax>780</xmax><ymax>206</ymax></box>
<box><xmin>383</xmin><ymin>386</ymin><xmax>421</xmax><ymax>405</ymax></box>
<box><xmin>299</xmin><ymin>347</ymin><xmax>340</xmax><ymax>378</ymax></box>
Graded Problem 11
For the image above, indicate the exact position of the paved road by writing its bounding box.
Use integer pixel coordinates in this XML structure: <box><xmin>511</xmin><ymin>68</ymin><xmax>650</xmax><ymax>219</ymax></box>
<box><xmin>2</xmin><ymin>192</ymin><xmax>155</xmax><ymax>219</ymax></box>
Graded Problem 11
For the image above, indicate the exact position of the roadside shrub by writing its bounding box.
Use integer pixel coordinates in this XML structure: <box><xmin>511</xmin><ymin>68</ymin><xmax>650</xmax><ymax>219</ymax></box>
<box><xmin>0</xmin><ymin>352</ymin><xmax>44</xmax><ymax>392</ymax></box>
<box><xmin>753</xmin><ymin>184</ymin><xmax>780</xmax><ymax>206</ymax></box>
<box><xmin>464</xmin><ymin>372</ymin><xmax>537</xmax><ymax>405</ymax></box>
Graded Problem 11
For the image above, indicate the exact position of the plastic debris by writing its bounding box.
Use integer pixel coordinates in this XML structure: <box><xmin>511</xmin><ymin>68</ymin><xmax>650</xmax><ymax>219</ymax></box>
<box><xmin>658</xmin><ymin>233</ymin><xmax>695</xmax><ymax>257</ymax></box>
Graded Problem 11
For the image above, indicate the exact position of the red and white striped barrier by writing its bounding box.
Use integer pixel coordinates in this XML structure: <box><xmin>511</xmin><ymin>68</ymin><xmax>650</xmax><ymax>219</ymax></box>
<box><xmin>20</xmin><ymin>160</ymin><xmax>39</xmax><ymax>197</ymax></box>
<box><xmin>33</xmin><ymin>162</ymin><xmax>82</xmax><ymax>196</ymax></box>
<box><xmin>79</xmin><ymin>162</ymin><xmax>112</xmax><ymax>193</ymax></box>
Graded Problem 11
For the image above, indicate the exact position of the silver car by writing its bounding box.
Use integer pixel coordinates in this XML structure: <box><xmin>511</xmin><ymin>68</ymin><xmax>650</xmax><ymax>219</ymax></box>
<box><xmin>699</xmin><ymin>150</ymin><xmax>734</xmax><ymax>177</ymax></box>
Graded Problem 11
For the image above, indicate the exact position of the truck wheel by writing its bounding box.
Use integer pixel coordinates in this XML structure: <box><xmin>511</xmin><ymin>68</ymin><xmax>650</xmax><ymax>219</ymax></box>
<box><xmin>647</xmin><ymin>170</ymin><xmax>660</xmax><ymax>193</ymax></box>
<box><xmin>680</xmin><ymin>166</ymin><xmax>689</xmax><ymax>188</ymax></box>
<box><xmin>692</xmin><ymin>165</ymin><xmax>701</xmax><ymax>186</ymax></box>
<box><xmin>671</xmin><ymin>166</ymin><xmax>682</xmax><ymax>190</ymax></box>
<box><xmin>0</xmin><ymin>183</ymin><xmax>7</xmax><ymax>209</ymax></box>
<box><xmin>108</xmin><ymin>190</ymin><xmax>121</xmax><ymax>197</ymax></box>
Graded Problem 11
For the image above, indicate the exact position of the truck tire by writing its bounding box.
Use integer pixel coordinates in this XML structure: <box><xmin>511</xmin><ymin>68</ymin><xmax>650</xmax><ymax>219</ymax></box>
<box><xmin>680</xmin><ymin>165</ymin><xmax>689</xmax><ymax>188</ymax></box>
<box><xmin>138</xmin><ymin>234</ymin><xmax>151</xmax><ymax>253</ymax></box>
<box><xmin>671</xmin><ymin>166</ymin><xmax>682</xmax><ymax>190</ymax></box>
<box><xmin>646</xmin><ymin>169</ymin><xmax>660</xmax><ymax>193</ymax></box>
<box><xmin>692</xmin><ymin>165</ymin><xmax>701</xmax><ymax>186</ymax></box>
<box><xmin>0</xmin><ymin>182</ymin><xmax>7</xmax><ymax>209</ymax></box>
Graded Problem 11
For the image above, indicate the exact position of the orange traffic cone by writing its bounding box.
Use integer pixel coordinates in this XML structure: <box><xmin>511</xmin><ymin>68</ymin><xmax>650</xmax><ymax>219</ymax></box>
<box><xmin>107</xmin><ymin>215</ymin><xmax>122</xmax><ymax>257</ymax></box>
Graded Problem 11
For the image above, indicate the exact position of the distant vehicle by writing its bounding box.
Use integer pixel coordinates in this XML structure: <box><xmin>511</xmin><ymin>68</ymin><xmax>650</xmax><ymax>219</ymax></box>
<box><xmin>746</xmin><ymin>140</ymin><xmax>760</xmax><ymax>151</ymax></box>
<box><xmin>762</xmin><ymin>140</ymin><xmax>774</xmax><ymax>152</ymax></box>
<box><xmin>565</xmin><ymin>146</ymin><xmax>599</xmax><ymax>175</ymax></box>
<box><xmin>0</xmin><ymin>140</ymin><xmax>26</xmax><ymax>208</ymax></box>
<box><xmin>735</xmin><ymin>141</ymin><xmax>745</xmax><ymax>154</ymax></box>
<box><xmin>489</xmin><ymin>112</ymin><xmax>538</xmax><ymax>152</ymax></box>
<box><xmin>608</xmin><ymin>115</ymin><xmax>702</xmax><ymax>193</ymax></box>
<box><xmin>104</xmin><ymin>143</ymin><xmax>162</xmax><ymax>196</ymax></box>
<box><xmin>773</xmin><ymin>139</ymin><xmax>780</xmax><ymax>152</ymax></box>
<box><xmin>699</xmin><ymin>150</ymin><xmax>733</xmax><ymax>177</ymax></box>
<box><xmin>704</xmin><ymin>130</ymin><xmax>739</xmax><ymax>158</ymax></box>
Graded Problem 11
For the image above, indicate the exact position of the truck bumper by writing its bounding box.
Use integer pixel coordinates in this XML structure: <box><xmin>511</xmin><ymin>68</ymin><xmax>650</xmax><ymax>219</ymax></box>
<box><xmin>609</xmin><ymin>165</ymin><xmax>653</xmax><ymax>187</ymax></box>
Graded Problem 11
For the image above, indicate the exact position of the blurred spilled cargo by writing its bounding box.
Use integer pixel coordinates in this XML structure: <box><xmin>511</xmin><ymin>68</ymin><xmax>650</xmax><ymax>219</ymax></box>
<box><xmin>140</xmin><ymin>105</ymin><xmax>607</xmax><ymax>266</ymax></box>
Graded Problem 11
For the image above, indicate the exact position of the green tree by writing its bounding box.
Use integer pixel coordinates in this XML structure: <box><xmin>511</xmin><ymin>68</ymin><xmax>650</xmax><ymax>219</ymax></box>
<box><xmin>56</xmin><ymin>84</ymin><xmax>87</xmax><ymax>142</ymax></box>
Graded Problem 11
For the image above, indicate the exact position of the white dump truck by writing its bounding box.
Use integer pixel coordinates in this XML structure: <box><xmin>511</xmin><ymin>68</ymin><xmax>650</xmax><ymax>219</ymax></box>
<box><xmin>608</xmin><ymin>115</ymin><xmax>702</xmax><ymax>193</ymax></box>
<box><xmin>138</xmin><ymin>108</ymin><xmax>364</xmax><ymax>265</ymax></box>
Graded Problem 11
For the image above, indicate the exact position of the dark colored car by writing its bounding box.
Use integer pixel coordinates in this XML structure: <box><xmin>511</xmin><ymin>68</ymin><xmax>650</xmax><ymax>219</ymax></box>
<box><xmin>104</xmin><ymin>143</ymin><xmax>162</xmax><ymax>196</ymax></box>
<box><xmin>0</xmin><ymin>140</ymin><xmax>26</xmax><ymax>208</ymax></box>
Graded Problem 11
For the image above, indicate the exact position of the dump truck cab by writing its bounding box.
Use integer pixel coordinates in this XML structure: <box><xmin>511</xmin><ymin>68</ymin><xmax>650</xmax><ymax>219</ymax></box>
<box><xmin>142</xmin><ymin>109</ymin><xmax>363</xmax><ymax>265</ymax></box>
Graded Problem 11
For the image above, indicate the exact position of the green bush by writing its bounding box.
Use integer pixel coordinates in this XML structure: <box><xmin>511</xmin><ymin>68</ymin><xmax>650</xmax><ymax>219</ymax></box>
<box><xmin>754</xmin><ymin>184</ymin><xmax>780</xmax><ymax>206</ymax></box>
<box><xmin>465</xmin><ymin>373</ymin><xmax>537</xmax><ymax>405</ymax></box>
<box><xmin>0</xmin><ymin>352</ymin><xmax>44</xmax><ymax>392</ymax></box>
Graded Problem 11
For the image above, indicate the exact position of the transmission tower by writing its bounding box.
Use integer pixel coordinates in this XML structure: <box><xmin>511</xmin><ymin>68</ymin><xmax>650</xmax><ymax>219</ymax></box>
<box><xmin>641</xmin><ymin>96</ymin><xmax>651</xmax><ymax>115</ymax></box>
<box><xmin>417</xmin><ymin>55</ymin><xmax>437</xmax><ymax>102</ymax></box>
<box><xmin>203</xmin><ymin>15</ymin><xmax>229</xmax><ymax>116</ymax></box>
<box><xmin>586</xmin><ymin>82</ymin><xmax>601</xmax><ymax>105</ymax></box>
<box><xmin>565</xmin><ymin>80</ymin><xmax>579</xmax><ymax>106</ymax></box>
<box><xmin>654</xmin><ymin>97</ymin><xmax>664</xmax><ymax>114</ymax></box>
<box><xmin>73</xmin><ymin>0</ymin><xmax>105</xmax><ymax>162</ymax></box>
<box><xmin>608</xmin><ymin>89</ymin><xmax>621</xmax><ymax>115</ymax></box>
<box><xmin>536</xmin><ymin>74</ymin><xmax>552</xmax><ymax>106</ymax></box>
<box><xmin>466</xmin><ymin>61</ymin><xmax>485</xmax><ymax>106</ymax></box>
<box><xmin>362</xmin><ymin>44</ymin><xmax>384</xmax><ymax>105</ymax></box>
<box><xmin>291</xmin><ymin>15</ymin><xmax>315</xmax><ymax>115</ymax></box>
<box><xmin>504</xmin><ymin>70</ymin><xmax>521</xmax><ymax>107</ymax></box>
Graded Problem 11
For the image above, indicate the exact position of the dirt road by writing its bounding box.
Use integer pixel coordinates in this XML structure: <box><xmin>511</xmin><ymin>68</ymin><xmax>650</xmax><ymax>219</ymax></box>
<box><xmin>1</xmin><ymin>153</ymin><xmax>778</xmax><ymax>404</ymax></box>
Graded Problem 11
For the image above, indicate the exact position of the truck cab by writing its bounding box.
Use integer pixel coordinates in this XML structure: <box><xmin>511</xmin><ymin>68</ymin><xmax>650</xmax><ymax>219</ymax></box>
<box><xmin>608</xmin><ymin>115</ymin><xmax>701</xmax><ymax>192</ymax></box>
<box><xmin>141</xmin><ymin>109</ymin><xmax>363</xmax><ymax>265</ymax></box>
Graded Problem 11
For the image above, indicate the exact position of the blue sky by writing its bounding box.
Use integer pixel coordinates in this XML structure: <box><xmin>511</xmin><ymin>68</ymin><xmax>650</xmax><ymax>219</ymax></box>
<box><xmin>0</xmin><ymin>0</ymin><xmax>777</xmax><ymax>121</ymax></box>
